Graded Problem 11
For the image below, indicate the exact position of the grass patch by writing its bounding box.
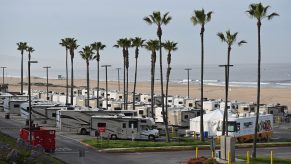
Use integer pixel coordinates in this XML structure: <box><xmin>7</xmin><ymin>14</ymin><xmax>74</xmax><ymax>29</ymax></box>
<box><xmin>82</xmin><ymin>138</ymin><xmax>208</xmax><ymax>149</ymax></box>
<box><xmin>236</xmin><ymin>156</ymin><xmax>291</xmax><ymax>164</ymax></box>
<box><xmin>0</xmin><ymin>131</ymin><xmax>64</xmax><ymax>163</ymax></box>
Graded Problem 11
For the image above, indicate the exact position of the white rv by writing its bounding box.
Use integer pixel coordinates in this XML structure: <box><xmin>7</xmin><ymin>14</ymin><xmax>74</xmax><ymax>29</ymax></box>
<box><xmin>90</xmin><ymin>115</ymin><xmax>159</xmax><ymax>140</ymax></box>
<box><xmin>3</xmin><ymin>95</ymin><xmax>28</xmax><ymax>114</ymax></box>
<box><xmin>57</xmin><ymin>107</ymin><xmax>138</xmax><ymax>135</ymax></box>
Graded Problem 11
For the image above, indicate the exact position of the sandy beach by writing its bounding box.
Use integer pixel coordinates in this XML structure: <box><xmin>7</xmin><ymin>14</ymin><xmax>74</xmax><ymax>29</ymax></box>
<box><xmin>3</xmin><ymin>77</ymin><xmax>291</xmax><ymax>111</ymax></box>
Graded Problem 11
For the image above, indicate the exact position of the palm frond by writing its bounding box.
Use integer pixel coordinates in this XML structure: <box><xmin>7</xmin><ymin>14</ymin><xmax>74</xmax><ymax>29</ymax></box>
<box><xmin>238</xmin><ymin>40</ymin><xmax>247</xmax><ymax>46</ymax></box>
<box><xmin>268</xmin><ymin>12</ymin><xmax>279</xmax><ymax>20</ymax></box>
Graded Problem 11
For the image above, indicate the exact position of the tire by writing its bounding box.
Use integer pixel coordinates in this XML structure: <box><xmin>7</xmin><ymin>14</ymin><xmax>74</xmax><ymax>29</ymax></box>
<box><xmin>148</xmin><ymin>135</ymin><xmax>155</xmax><ymax>141</ymax></box>
<box><xmin>111</xmin><ymin>134</ymin><xmax>117</xmax><ymax>140</ymax></box>
<box><xmin>80</xmin><ymin>128</ymin><xmax>87</xmax><ymax>135</ymax></box>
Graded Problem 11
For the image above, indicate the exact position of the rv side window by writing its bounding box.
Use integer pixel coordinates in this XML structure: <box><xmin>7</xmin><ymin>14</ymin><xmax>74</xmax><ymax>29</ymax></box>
<box><xmin>148</xmin><ymin>99</ymin><xmax>151</xmax><ymax>102</ymax></box>
<box><xmin>140</xmin><ymin>119</ymin><xmax>147</xmax><ymax>123</ymax></box>
<box><xmin>119</xmin><ymin>96</ymin><xmax>122</xmax><ymax>99</ymax></box>
<box><xmin>236</xmin><ymin>123</ymin><xmax>240</xmax><ymax>131</ymax></box>
<box><xmin>168</xmin><ymin>100</ymin><xmax>172</xmax><ymax>103</ymax></box>
<box><xmin>243</xmin><ymin>107</ymin><xmax>248</xmax><ymax>111</ymax></box>
<box><xmin>184</xmin><ymin>115</ymin><xmax>189</xmax><ymax>119</ymax></box>
<box><xmin>123</xmin><ymin>123</ymin><xmax>126</xmax><ymax>128</ymax></box>
<box><xmin>14</xmin><ymin>104</ymin><xmax>20</xmax><ymax>108</ymax></box>
<box><xmin>189</xmin><ymin>103</ymin><xmax>193</xmax><ymax>107</ymax></box>
<box><xmin>107</xmin><ymin>104</ymin><xmax>111</xmax><ymax>107</ymax></box>
<box><xmin>97</xmin><ymin>123</ymin><xmax>106</xmax><ymax>128</ymax></box>
<box><xmin>243</xmin><ymin>122</ymin><xmax>253</xmax><ymax>128</ymax></box>
<box><xmin>178</xmin><ymin>101</ymin><xmax>183</xmax><ymax>104</ymax></box>
<box><xmin>139</xmin><ymin>110</ymin><xmax>144</xmax><ymax>115</ymax></box>
<box><xmin>128</xmin><ymin>121</ymin><xmax>138</xmax><ymax>128</ymax></box>
<box><xmin>227</xmin><ymin>121</ymin><xmax>237</xmax><ymax>132</ymax></box>
<box><xmin>214</xmin><ymin>104</ymin><xmax>219</xmax><ymax>108</ymax></box>
<box><xmin>52</xmin><ymin>113</ymin><xmax>56</xmax><ymax>117</ymax></box>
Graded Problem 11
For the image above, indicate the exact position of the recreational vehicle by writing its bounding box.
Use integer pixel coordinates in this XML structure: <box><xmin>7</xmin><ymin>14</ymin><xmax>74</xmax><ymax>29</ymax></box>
<box><xmin>90</xmin><ymin>115</ymin><xmax>159</xmax><ymax>140</ymax></box>
<box><xmin>57</xmin><ymin>107</ymin><xmax>138</xmax><ymax>135</ymax></box>
<box><xmin>3</xmin><ymin>95</ymin><xmax>28</xmax><ymax>114</ymax></box>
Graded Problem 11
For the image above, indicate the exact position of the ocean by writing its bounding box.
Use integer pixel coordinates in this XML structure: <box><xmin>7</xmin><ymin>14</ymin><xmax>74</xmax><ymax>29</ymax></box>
<box><xmin>4</xmin><ymin>63</ymin><xmax>291</xmax><ymax>88</ymax></box>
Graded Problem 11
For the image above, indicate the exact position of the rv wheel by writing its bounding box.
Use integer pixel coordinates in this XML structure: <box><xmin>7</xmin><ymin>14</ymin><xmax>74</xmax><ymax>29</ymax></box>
<box><xmin>148</xmin><ymin>135</ymin><xmax>155</xmax><ymax>141</ymax></box>
<box><xmin>111</xmin><ymin>134</ymin><xmax>117</xmax><ymax>140</ymax></box>
<box><xmin>80</xmin><ymin>128</ymin><xmax>87</xmax><ymax>135</ymax></box>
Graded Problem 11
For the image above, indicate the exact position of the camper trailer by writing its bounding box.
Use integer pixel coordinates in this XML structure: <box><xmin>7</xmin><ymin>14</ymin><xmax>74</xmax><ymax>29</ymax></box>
<box><xmin>57</xmin><ymin>107</ymin><xmax>138</xmax><ymax>135</ymax></box>
<box><xmin>3</xmin><ymin>95</ymin><xmax>28</xmax><ymax>114</ymax></box>
<box><xmin>90</xmin><ymin>115</ymin><xmax>159</xmax><ymax>140</ymax></box>
<box><xmin>189</xmin><ymin>109</ymin><xmax>273</xmax><ymax>142</ymax></box>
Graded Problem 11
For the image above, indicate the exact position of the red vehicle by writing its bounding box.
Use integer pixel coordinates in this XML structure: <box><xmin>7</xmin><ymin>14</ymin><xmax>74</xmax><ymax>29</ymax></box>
<box><xmin>19</xmin><ymin>127</ymin><xmax>56</xmax><ymax>152</ymax></box>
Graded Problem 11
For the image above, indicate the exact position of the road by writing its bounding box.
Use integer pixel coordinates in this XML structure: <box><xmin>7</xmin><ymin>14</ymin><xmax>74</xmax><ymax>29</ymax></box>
<box><xmin>1</xmin><ymin>113</ymin><xmax>291</xmax><ymax>164</ymax></box>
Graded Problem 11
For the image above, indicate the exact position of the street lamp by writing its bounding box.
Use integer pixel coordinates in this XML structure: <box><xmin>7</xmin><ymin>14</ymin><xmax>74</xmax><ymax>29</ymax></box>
<box><xmin>184</xmin><ymin>68</ymin><xmax>192</xmax><ymax>98</ymax></box>
<box><xmin>43</xmin><ymin>66</ymin><xmax>51</xmax><ymax>100</ymax></box>
<box><xmin>1</xmin><ymin>67</ymin><xmax>7</xmax><ymax>85</ymax></box>
<box><xmin>116</xmin><ymin>68</ymin><xmax>121</xmax><ymax>92</ymax></box>
<box><xmin>28</xmin><ymin>60</ymin><xmax>38</xmax><ymax>145</ymax></box>
<box><xmin>219</xmin><ymin>64</ymin><xmax>233</xmax><ymax>136</ymax></box>
<box><xmin>102</xmin><ymin>65</ymin><xmax>111</xmax><ymax>110</ymax></box>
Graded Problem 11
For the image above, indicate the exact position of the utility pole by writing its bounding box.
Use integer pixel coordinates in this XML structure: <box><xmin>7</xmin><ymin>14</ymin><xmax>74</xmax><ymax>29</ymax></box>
<box><xmin>43</xmin><ymin>66</ymin><xmax>51</xmax><ymax>100</ymax></box>
<box><xmin>102</xmin><ymin>65</ymin><xmax>111</xmax><ymax>110</ymax></box>
<box><xmin>184</xmin><ymin>68</ymin><xmax>192</xmax><ymax>98</ymax></box>
<box><xmin>116</xmin><ymin>68</ymin><xmax>121</xmax><ymax>92</ymax></box>
<box><xmin>28</xmin><ymin>60</ymin><xmax>38</xmax><ymax>145</ymax></box>
<box><xmin>1</xmin><ymin>67</ymin><xmax>7</xmax><ymax>85</ymax></box>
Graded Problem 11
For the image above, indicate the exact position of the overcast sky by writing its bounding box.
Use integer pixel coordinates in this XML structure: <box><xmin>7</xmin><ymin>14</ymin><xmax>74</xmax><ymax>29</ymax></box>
<box><xmin>0</xmin><ymin>0</ymin><xmax>290</xmax><ymax>74</ymax></box>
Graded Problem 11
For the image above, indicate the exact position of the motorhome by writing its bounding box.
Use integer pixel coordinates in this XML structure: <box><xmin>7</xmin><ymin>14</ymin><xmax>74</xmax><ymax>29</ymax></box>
<box><xmin>203</xmin><ymin>99</ymin><xmax>221</xmax><ymax>113</ymax></box>
<box><xmin>3</xmin><ymin>95</ymin><xmax>28</xmax><ymax>114</ymax></box>
<box><xmin>56</xmin><ymin>107</ymin><xmax>138</xmax><ymax>135</ymax></box>
<box><xmin>90</xmin><ymin>115</ymin><xmax>159</xmax><ymax>140</ymax></box>
<box><xmin>20</xmin><ymin>100</ymin><xmax>65</xmax><ymax>126</ymax></box>
<box><xmin>189</xmin><ymin>109</ymin><xmax>273</xmax><ymax>142</ymax></box>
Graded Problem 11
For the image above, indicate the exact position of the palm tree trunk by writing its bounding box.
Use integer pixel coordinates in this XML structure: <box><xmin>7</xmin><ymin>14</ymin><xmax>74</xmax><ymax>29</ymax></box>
<box><xmin>165</xmin><ymin>66</ymin><xmax>171</xmax><ymax>128</ymax></box>
<box><xmin>86</xmin><ymin>61</ymin><xmax>90</xmax><ymax>107</ymax></box>
<box><xmin>66</xmin><ymin>49</ymin><xmax>69</xmax><ymax>105</ymax></box>
<box><xmin>126</xmin><ymin>64</ymin><xmax>129</xmax><ymax>110</ymax></box>
<box><xmin>70</xmin><ymin>56</ymin><xmax>74</xmax><ymax>105</ymax></box>
<box><xmin>123</xmin><ymin>57</ymin><xmax>126</xmax><ymax>110</ymax></box>
<box><xmin>21</xmin><ymin>52</ymin><xmax>23</xmax><ymax>95</ymax></box>
<box><xmin>200</xmin><ymin>27</ymin><xmax>205</xmax><ymax>142</ymax></box>
<box><xmin>252</xmin><ymin>22</ymin><xmax>261</xmax><ymax>159</ymax></box>
<box><xmin>97</xmin><ymin>60</ymin><xmax>99</xmax><ymax>108</ymax></box>
<box><xmin>151</xmin><ymin>60</ymin><xmax>155</xmax><ymax>120</ymax></box>
<box><xmin>133</xmin><ymin>56</ymin><xmax>138</xmax><ymax>111</ymax></box>
<box><xmin>158</xmin><ymin>37</ymin><xmax>169</xmax><ymax>143</ymax></box>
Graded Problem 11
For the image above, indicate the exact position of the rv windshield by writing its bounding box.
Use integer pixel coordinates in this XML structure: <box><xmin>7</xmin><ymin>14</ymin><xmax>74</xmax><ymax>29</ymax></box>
<box><xmin>228</xmin><ymin>121</ymin><xmax>237</xmax><ymax>132</ymax></box>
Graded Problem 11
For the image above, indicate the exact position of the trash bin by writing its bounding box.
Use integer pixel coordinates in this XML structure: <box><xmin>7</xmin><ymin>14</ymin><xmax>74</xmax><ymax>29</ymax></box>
<box><xmin>203</xmin><ymin>131</ymin><xmax>208</xmax><ymax>138</ymax></box>
<box><xmin>5</xmin><ymin>113</ymin><xmax>10</xmax><ymax>119</ymax></box>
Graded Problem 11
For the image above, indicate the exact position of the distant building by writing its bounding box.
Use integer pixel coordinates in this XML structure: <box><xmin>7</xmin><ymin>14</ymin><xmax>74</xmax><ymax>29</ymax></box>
<box><xmin>57</xmin><ymin>75</ymin><xmax>64</xmax><ymax>80</ymax></box>
<box><xmin>0</xmin><ymin>84</ymin><xmax>8</xmax><ymax>92</ymax></box>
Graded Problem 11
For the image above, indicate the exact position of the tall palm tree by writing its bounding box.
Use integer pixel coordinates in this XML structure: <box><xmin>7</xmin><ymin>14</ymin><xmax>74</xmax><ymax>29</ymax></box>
<box><xmin>246</xmin><ymin>3</ymin><xmax>278</xmax><ymax>158</ymax></box>
<box><xmin>191</xmin><ymin>9</ymin><xmax>213</xmax><ymax>142</ymax></box>
<box><xmin>217</xmin><ymin>30</ymin><xmax>246</xmax><ymax>136</ymax></box>
<box><xmin>144</xmin><ymin>11</ymin><xmax>172</xmax><ymax>142</ymax></box>
<box><xmin>114</xmin><ymin>38</ymin><xmax>127</xmax><ymax>110</ymax></box>
<box><xmin>79</xmin><ymin>46</ymin><xmax>94</xmax><ymax>107</ymax></box>
<box><xmin>17</xmin><ymin>42</ymin><xmax>28</xmax><ymax>95</ymax></box>
<box><xmin>91</xmin><ymin>42</ymin><xmax>106</xmax><ymax>108</ymax></box>
<box><xmin>162</xmin><ymin>41</ymin><xmax>178</xmax><ymax>125</ymax></box>
<box><xmin>59</xmin><ymin>38</ymin><xmax>71</xmax><ymax>105</ymax></box>
<box><xmin>67</xmin><ymin>38</ymin><xmax>79</xmax><ymax>105</ymax></box>
<box><xmin>131</xmin><ymin>37</ymin><xmax>145</xmax><ymax>111</ymax></box>
<box><xmin>26</xmin><ymin>46</ymin><xmax>34</xmax><ymax>61</ymax></box>
<box><xmin>144</xmin><ymin>40</ymin><xmax>159</xmax><ymax>121</ymax></box>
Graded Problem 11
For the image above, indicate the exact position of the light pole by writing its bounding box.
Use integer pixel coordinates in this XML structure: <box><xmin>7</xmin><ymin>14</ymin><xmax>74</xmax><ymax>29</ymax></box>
<box><xmin>43</xmin><ymin>66</ymin><xmax>51</xmax><ymax>100</ymax></box>
<box><xmin>219</xmin><ymin>64</ymin><xmax>233</xmax><ymax>136</ymax></box>
<box><xmin>102</xmin><ymin>65</ymin><xmax>111</xmax><ymax>110</ymax></box>
<box><xmin>28</xmin><ymin>60</ymin><xmax>38</xmax><ymax>145</ymax></box>
<box><xmin>184</xmin><ymin>68</ymin><xmax>192</xmax><ymax>98</ymax></box>
<box><xmin>116</xmin><ymin>68</ymin><xmax>121</xmax><ymax>92</ymax></box>
<box><xmin>1</xmin><ymin>67</ymin><xmax>7</xmax><ymax>85</ymax></box>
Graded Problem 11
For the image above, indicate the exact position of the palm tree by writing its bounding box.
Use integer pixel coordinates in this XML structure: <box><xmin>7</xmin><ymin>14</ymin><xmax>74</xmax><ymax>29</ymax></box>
<box><xmin>67</xmin><ymin>38</ymin><xmax>79</xmax><ymax>105</ymax></box>
<box><xmin>191</xmin><ymin>9</ymin><xmax>213</xmax><ymax>142</ymax></box>
<box><xmin>217</xmin><ymin>30</ymin><xmax>246</xmax><ymax>136</ymax></box>
<box><xmin>144</xmin><ymin>40</ymin><xmax>159</xmax><ymax>121</ymax></box>
<box><xmin>114</xmin><ymin>38</ymin><xmax>127</xmax><ymax>110</ymax></box>
<box><xmin>59</xmin><ymin>38</ymin><xmax>71</xmax><ymax>105</ymax></box>
<box><xmin>91</xmin><ymin>42</ymin><xmax>106</xmax><ymax>108</ymax></box>
<box><xmin>124</xmin><ymin>39</ymin><xmax>131</xmax><ymax>110</ymax></box>
<box><xmin>17</xmin><ymin>42</ymin><xmax>28</xmax><ymax>95</ymax></box>
<box><xmin>246</xmin><ymin>3</ymin><xmax>278</xmax><ymax>158</ymax></box>
<box><xmin>131</xmin><ymin>37</ymin><xmax>145</xmax><ymax>111</ymax></box>
<box><xmin>26</xmin><ymin>46</ymin><xmax>34</xmax><ymax>61</ymax></box>
<box><xmin>79</xmin><ymin>46</ymin><xmax>94</xmax><ymax>107</ymax></box>
<box><xmin>162</xmin><ymin>41</ymin><xmax>178</xmax><ymax>126</ymax></box>
<box><xmin>144</xmin><ymin>11</ymin><xmax>172</xmax><ymax>142</ymax></box>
